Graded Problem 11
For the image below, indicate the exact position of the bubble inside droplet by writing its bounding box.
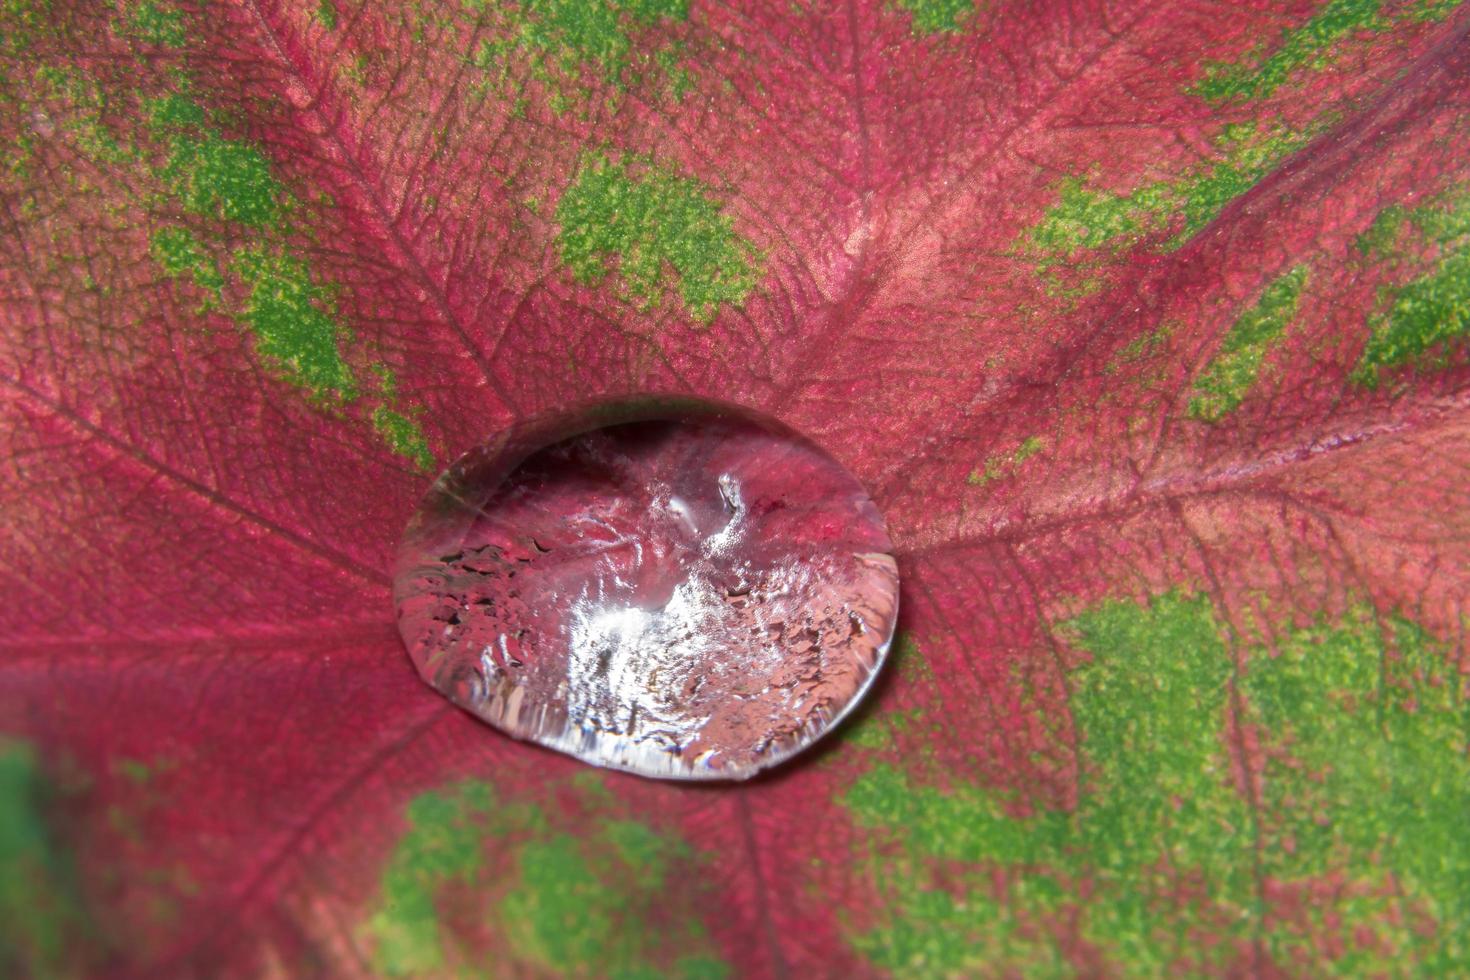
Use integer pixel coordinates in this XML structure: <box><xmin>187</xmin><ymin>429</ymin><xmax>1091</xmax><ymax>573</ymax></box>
<box><xmin>393</xmin><ymin>401</ymin><xmax>899</xmax><ymax>781</ymax></box>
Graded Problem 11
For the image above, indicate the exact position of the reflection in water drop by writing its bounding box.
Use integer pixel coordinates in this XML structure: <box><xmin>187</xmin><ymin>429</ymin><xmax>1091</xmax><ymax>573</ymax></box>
<box><xmin>393</xmin><ymin>405</ymin><xmax>899</xmax><ymax>780</ymax></box>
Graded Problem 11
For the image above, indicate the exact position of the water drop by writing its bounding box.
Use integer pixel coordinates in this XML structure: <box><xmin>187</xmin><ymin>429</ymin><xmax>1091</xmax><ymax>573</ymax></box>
<box><xmin>393</xmin><ymin>402</ymin><xmax>899</xmax><ymax>780</ymax></box>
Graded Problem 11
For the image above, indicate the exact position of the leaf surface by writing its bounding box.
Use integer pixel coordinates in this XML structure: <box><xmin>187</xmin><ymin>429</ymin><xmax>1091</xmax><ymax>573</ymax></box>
<box><xmin>4</xmin><ymin>0</ymin><xmax>1470</xmax><ymax>975</ymax></box>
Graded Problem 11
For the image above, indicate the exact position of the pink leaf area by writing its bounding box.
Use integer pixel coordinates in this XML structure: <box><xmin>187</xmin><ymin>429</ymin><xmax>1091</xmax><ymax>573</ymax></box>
<box><xmin>3</xmin><ymin>0</ymin><xmax>1470</xmax><ymax>976</ymax></box>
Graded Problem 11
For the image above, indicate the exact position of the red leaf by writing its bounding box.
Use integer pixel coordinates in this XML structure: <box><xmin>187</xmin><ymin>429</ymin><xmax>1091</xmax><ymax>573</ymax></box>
<box><xmin>4</xmin><ymin>0</ymin><xmax>1470</xmax><ymax>975</ymax></box>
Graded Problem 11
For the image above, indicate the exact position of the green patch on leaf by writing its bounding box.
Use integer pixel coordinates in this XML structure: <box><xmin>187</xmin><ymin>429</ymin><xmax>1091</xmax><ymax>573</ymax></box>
<box><xmin>673</xmin><ymin>955</ymin><xmax>732</xmax><ymax>980</ymax></box>
<box><xmin>371</xmin><ymin>406</ymin><xmax>434</xmax><ymax>470</ymax></box>
<box><xmin>141</xmin><ymin>94</ymin><xmax>442</xmax><ymax>456</ymax></box>
<box><xmin>0</xmin><ymin>0</ymin><xmax>53</xmax><ymax>53</ymax></box>
<box><xmin>469</xmin><ymin>0</ymin><xmax>690</xmax><ymax>105</ymax></box>
<box><xmin>145</xmin><ymin>93</ymin><xmax>207</xmax><ymax>133</ymax></box>
<box><xmin>1245</xmin><ymin>610</ymin><xmax>1470</xmax><ymax>970</ymax></box>
<box><xmin>1352</xmin><ymin>188</ymin><xmax>1470</xmax><ymax>386</ymax></box>
<box><xmin>165</xmin><ymin>132</ymin><xmax>283</xmax><ymax>227</ymax></box>
<box><xmin>114</xmin><ymin>758</ymin><xmax>156</xmax><ymax>785</ymax></box>
<box><xmin>366</xmin><ymin>780</ymin><xmax>726</xmax><ymax>977</ymax></box>
<box><xmin>1026</xmin><ymin>122</ymin><xmax>1312</xmax><ymax>280</ymax></box>
<box><xmin>557</xmin><ymin>152</ymin><xmax>762</xmax><ymax>323</ymax></box>
<box><xmin>838</xmin><ymin>636</ymin><xmax>934</xmax><ymax>753</ymax></box>
<box><xmin>890</xmin><ymin>634</ymin><xmax>934</xmax><ymax>684</ymax></box>
<box><xmin>967</xmin><ymin>434</ymin><xmax>1045</xmax><ymax>486</ymax></box>
<box><xmin>151</xmin><ymin>226</ymin><xmax>223</xmax><ymax>292</ymax></box>
<box><xmin>501</xmin><ymin>835</ymin><xmax>637</xmax><ymax>972</ymax></box>
<box><xmin>0</xmin><ymin>739</ymin><xmax>87</xmax><ymax>978</ymax></box>
<box><xmin>842</xmin><ymin>767</ymin><xmax>1073</xmax><ymax>975</ymax></box>
<box><xmin>316</xmin><ymin>0</ymin><xmax>337</xmax><ymax>29</ymax></box>
<box><xmin>1355</xmin><ymin>202</ymin><xmax>1411</xmax><ymax>256</ymax></box>
<box><xmin>232</xmin><ymin>247</ymin><xmax>357</xmax><ymax>399</ymax></box>
<box><xmin>365</xmin><ymin>780</ymin><xmax>508</xmax><ymax>976</ymax></box>
<box><xmin>840</xmin><ymin>704</ymin><xmax>923</xmax><ymax>753</ymax></box>
<box><xmin>1355</xmin><ymin>248</ymin><xmax>1470</xmax><ymax>383</ymax></box>
<box><xmin>517</xmin><ymin>0</ymin><xmax>687</xmax><ymax>76</ymax></box>
<box><xmin>843</xmin><ymin>592</ymin><xmax>1470</xmax><ymax>973</ymax></box>
<box><xmin>894</xmin><ymin>0</ymin><xmax>974</xmax><ymax>34</ymax></box>
<box><xmin>1188</xmin><ymin>265</ymin><xmax>1307</xmax><ymax>421</ymax></box>
<box><xmin>603</xmin><ymin>819</ymin><xmax>671</xmax><ymax>884</ymax></box>
<box><xmin>1409</xmin><ymin>0</ymin><xmax>1467</xmax><ymax>21</ymax></box>
<box><xmin>843</xmin><ymin>716</ymin><xmax>899</xmax><ymax>751</ymax></box>
<box><xmin>1191</xmin><ymin>0</ymin><xmax>1389</xmax><ymax>103</ymax></box>
<box><xmin>1192</xmin><ymin>0</ymin><xmax>1465</xmax><ymax>103</ymax></box>
<box><xmin>500</xmin><ymin>823</ymin><xmax>721</xmax><ymax>978</ymax></box>
<box><xmin>126</xmin><ymin>0</ymin><xmax>186</xmax><ymax>48</ymax></box>
<box><xmin>1408</xmin><ymin>190</ymin><xmax>1470</xmax><ymax>243</ymax></box>
<box><xmin>32</xmin><ymin>64</ymin><xmax>131</xmax><ymax>164</ymax></box>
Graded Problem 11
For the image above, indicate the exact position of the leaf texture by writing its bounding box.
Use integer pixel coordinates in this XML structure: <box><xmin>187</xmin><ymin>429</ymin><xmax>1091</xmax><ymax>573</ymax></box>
<box><xmin>3</xmin><ymin>0</ymin><xmax>1470</xmax><ymax>976</ymax></box>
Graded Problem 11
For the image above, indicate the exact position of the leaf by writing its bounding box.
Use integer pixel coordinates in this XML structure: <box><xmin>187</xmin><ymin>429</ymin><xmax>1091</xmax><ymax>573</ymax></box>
<box><xmin>3</xmin><ymin>0</ymin><xmax>1470</xmax><ymax>975</ymax></box>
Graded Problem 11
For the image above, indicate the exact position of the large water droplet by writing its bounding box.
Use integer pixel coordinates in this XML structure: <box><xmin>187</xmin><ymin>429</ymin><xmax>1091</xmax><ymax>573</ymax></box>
<box><xmin>393</xmin><ymin>402</ymin><xmax>899</xmax><ymax>780</ymax></box>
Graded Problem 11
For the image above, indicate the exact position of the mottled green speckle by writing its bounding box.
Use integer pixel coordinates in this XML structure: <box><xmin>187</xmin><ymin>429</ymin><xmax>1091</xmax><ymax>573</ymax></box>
<box><xmin>503</xmin><ymin>835</ymin><xmax>622</xmax><ymax>973</ymax></box>
<box><xmin>1192</xmin><ymin>0</ymin><xmax>1388</xmax><ymax>103</ymax></box>
<box><xmin>1355</xmin><ymin>202</ymin><xmax>1410</xmax><ymax>256</ymax></box>
<box><xmin>367</xmin><ymin>780</ymin><xmax>726</xmax><ymax>977</ymax></box>
<box><xmin>470</xmin><ymin>0</ymin><xmax>690</xmax><ymax>104</ymax></box>
<box><xmin>30</xmin><ymin>46</ymin><xmax>426</xmax><ymax>463</ymax></box>
<box><xmin>1</xmin><ymin>0</ymin><xmax>53</xmax><ymax>53</ymax></box>
<box><xmin>1408</xmin><ymin>189</ymin><xmax>1470</xmax><ymax>243</ymax></box>
<box><xmin>967</xmin><ymin>434</ymin><xmax>1044</xmax><ymax>486</ymax></box>
<box><xmin>316</xmin><ymin>0</ymin><xmax>337</xmax><ymax>30</ymax></box>
<box><xmin>1353</xmin><ymin>188</ymin><xmax>1470</xmax><ymax>386</ymax></box>
<box><xmin>371</xmin><ymin>406</ymin><xmax>434</xmax><ymax>470</ymax></box>
<box><xmin>140</xmin><ymin>95</ymin><xmax>443</xmax><ymax>448</ymax></box>
<box><xmin>674</xmin><ymin>955</ymin><xmax>731</xmax><ymax>980</ymax></box>
<box><xmin>232</xmin><ymin>247</ymin><xmax>357</xmax><ymax>398</ymax></box>
<box><xmin>151</xmin><ymin>226</ymin><xmax>223</xmax><ymax>292</ymax></box>
<box><xmin>1195</xmin><ymin>0</ymin><xmax>1468</xmax><ymax>103</ymax></box>
<box><xmin>1410</xmin><ymin>0</ymin><xmax>1467</xmax><ymax>21</ymax></box>
<box><xmin>33</xmin><ymin>64</ymin><xmax>131</xmax><ymax>164</ymax></box>
<box><xmin>603</xmin><ymin>819</ymin><xmax>670</xmax><ymax>883</ymax></box>
<box><xmin>501</xmin><ymin>820</ymin><xmax>720</xmax><ymax>977</ymax></box>
<box><xmin>1027</xmin><ymin>122</ymin><xmax>1312</xmax><ymax>291</ymax></box>
<box><xmin>0</xmin><ymin>739</ymin><xmax>86</xmax><ymax>978</ymax></box>
<box><xmin>1027</xmin><ymin>174</ymin><xmax>1169</xmax><ymax>257</ymax></box>
<box><xmin>1027</xmin><ymin>123</ymin><xmax>1311</xmax><ymax>279</ymax></box>
<box><xmin>844</xmin><ymin>593</ymin><xmax>1250</xmax><ymax>974</ymax></box>
<box><xmin>894</xmin><ymin>0</ymin><xmax>974</xmax><ymax>34</ymax></box>
<box><xmin>516</xmin><ymin>0</ymin><xmax>686</xmax><ymax>77</ymax></box>
<box><xmin>165</xmin><ymin>132</ymin><xmax>282</xmax><ymax>227</ymax></box>
<box><xmin>557</xmin><ymin>152</ymin><xmax>762</xmax><ymax>322</ymax></box>
<box><xmin>365</xmin><ymin>780</ymin><xmax>503</xmax><ymax>977</ymax></box>
<box><xmin>146</xmin><ymin>93</ymin><xmax>206</xmax><ymax>132</ymax></box>
<box><xmin>842</xmin><ymin>592</ymin><xmax>1470</xmax><ymax>973</ymax></box>
<box><xmin>838</xmin><ymin>636</ymin><xmax>932</xmax><ymax>752</ymax></box>
<box><xmin>126</xmin><ymin>0</ymin><xmax>186</xmax><ymax>48</ymax></box>
<box><xmin>1158</xmin><ymin>124</ymin><xmax>1306</xmax><ymax>247</ymax></box>
<box><xmin>1355</xmin><ymin>247</ymin><xmax>1470</xmax><ymax>381</ymax></box>
<box><xmin>1013</xmin><ymin>434</ymin><xmax>1044</xmax><ymax>463</ymax></box>
<box><xmin>843</xmin><ymin>766</ymin><xmax>1070</xmax><ymax>975</ymax></box>
<box><xmin>1244</xmin><ymin>611</ymin><xmax>1470</xmax><ymax>970</ymax></box>
<box><xmin>653</xmin><ymin>44</ymin><xmax>694</xmax><ymax>99</ymax></box>
<box><xmin>1107</xmin><ymin>320</ymin><xmax>1175</xmax><ymax>377</ymax></box>
<box><xmin>843</xmin><ymin>716</ymin><xmax>897</xmax><ymax>750</ymax></box>
<box><xmin>1188</xmin><ymin>265</ymin><xmax>1306</xmax><ymax>421</ymax></box>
